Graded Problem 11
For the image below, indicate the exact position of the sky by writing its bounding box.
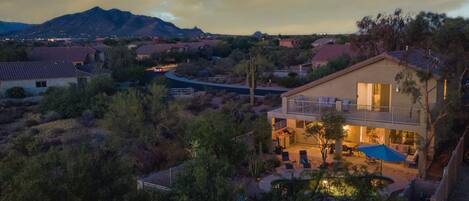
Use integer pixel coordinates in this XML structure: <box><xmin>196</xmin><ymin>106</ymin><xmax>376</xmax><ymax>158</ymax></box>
<box><xmin>0</xmin><ymin>0</ymin><xmax>468</xmax><ymax>35</ymax></box>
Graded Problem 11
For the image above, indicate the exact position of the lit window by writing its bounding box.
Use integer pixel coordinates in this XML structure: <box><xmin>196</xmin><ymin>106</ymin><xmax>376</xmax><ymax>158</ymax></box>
<box><xmin>35</xmin><ymin>81</ymin><xmax>47</xmax><ymax>88</ymax></box>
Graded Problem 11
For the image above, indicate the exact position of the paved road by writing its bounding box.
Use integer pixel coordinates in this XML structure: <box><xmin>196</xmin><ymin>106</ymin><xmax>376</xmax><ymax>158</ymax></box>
<box><xmin>164</xmin><ymin>70</ymin><xmax>289</xmax><ymax>95</ymax></box>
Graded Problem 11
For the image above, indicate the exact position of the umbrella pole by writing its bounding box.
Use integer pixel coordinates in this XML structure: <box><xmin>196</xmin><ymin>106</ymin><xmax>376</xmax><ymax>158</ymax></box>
<box><xmin>380</xmin><ymin>160</ymin><xmax>383</xmax><ymax>175</ymax></box>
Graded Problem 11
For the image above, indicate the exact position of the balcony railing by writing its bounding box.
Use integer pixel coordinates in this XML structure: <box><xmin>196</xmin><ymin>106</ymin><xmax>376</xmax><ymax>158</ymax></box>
<box><xmin>287</xmin><ymin>99</ymin><xmax>420</xmax><ymax>125</ymax></box>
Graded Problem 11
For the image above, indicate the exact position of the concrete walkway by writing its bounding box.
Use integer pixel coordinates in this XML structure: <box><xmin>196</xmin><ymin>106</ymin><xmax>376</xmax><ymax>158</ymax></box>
<box><xmin>448</xmin><ymin>165</ymin><xmax>469</xmax><ymax>201</ymax></box>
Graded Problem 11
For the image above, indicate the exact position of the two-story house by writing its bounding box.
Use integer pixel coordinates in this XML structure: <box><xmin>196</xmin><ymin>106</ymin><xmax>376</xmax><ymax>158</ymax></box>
<box><xmin>268</xmin><ymin>49</ymin><xmax>445</xmax><ymax>175</ymax></box>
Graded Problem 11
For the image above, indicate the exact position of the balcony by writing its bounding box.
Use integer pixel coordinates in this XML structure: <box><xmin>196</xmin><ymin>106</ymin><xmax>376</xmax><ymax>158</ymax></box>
<box><xmin>286</xmin><ymin>97</ymin><xmax>420</xmax><ymax>125</ymax></box>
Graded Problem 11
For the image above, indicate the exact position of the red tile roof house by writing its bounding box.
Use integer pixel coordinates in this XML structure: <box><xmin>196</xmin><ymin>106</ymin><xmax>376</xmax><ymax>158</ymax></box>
<box><xmin>29</xmin><ymin>47</ymin><xmax>97</xmax><ymax>66</ymax></box>
<box><xmin>311</xmin><ymin>37</ymin><xmax>336</xmax><ymax>47</ymax></box>
<box><xmin>279</xmin><ymin>38</ymin><xmax>301</xmax><ymax>48</ymax></box>
<box><xmin>312</xmin><ymin>44</ymin><xmax>359</xmax><ymax>67</ymax></box>
<box><xmin>0</xmin><ymin>61</ymin><xmax>91</xmax><ymax>97</ymax></box>
<box><xmin>135</xmin><ymin>40</ymin><xmax>220</xmax><ymax>60</ymax></box>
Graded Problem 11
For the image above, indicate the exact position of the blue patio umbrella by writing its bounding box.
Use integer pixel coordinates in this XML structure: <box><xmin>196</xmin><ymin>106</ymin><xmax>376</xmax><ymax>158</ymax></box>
<box><xmin>358</xmin><ymin>144</ymin><xmax>405</xmax><ymax>174</ymax></box>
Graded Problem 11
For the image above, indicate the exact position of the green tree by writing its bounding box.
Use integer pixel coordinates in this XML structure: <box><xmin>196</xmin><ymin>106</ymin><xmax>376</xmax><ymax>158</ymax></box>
<box><xmin>145</xmin><ymin>84</ymin><xmax>169</xmax><ymax>136</ymax></box>
<box><xmin>305</xmin><ymin>112</ymin><xmax>346</xmax><ymax>167</ymax></box>
<box><xmin>106</xmin><ymin>46</ymin><xmax>136</xmax><ymax>70</ymax></box>
<box><xmin>0</xmin><ymin>147</ymin><xmax>148</xmax><ymax>201</ymax></box>
<box><xmin>40</xmin><ymin>76</ymin><xmax>115</xmax><ymax>118</ymax></box>
<box><xmin>172</xmin><ymin>110</ymin><xmax>249</xmax><ymax>201</ymax></box>
<box><xmin>172</xmin><ymin>150</ymin><xmax>236</xmax><ymax>201</ymax></box>
<box><xmin>104</xmin><ymin>89</ymin><xmax>145</xmax><ymax>139</ymax></box>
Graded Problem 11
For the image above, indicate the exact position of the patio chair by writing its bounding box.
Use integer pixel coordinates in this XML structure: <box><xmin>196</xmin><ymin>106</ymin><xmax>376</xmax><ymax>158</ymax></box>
<box><xmin>285</xmin><ymin>163</ymin><xmax>294</xmax><ymax>169</ymax></box>
<box><xmin>327</xmin><ymin>97</ymin><xmax>336</xmax><ymax>107</ymax></box>
<box><xmin>342</xmin><ymin>99</ymin><xmax>351</xmax><ymax>112</ymax></box>
<box><xmin>406</xmin><ymin>150</ymin><xmax>418</xmax><ymax>167</ymax></box>
<box><xmin>342</xmin><ymin>145</ymin><xmax>354</xmax><ymax>156</ymax></box>
<box><xmin>282</xmin><ymin>151</ymin><xmax>290</xmax><ymax>161</ymax></box>
<box><xmin>318</xmin><ymin>96</ymin><xmax>328</xmax><ymax>105</ymax></box>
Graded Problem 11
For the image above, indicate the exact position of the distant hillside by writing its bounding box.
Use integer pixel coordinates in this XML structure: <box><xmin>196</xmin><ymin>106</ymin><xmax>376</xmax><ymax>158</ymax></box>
<box><xmin>5</xmin><ymin>7</ymin><xmax>203</xmax><ymax>38</ymax></box>
<box><xmin>0</xmin><ymin>21</ymin><xmax>31</xmax><ymax>34</ymax></box>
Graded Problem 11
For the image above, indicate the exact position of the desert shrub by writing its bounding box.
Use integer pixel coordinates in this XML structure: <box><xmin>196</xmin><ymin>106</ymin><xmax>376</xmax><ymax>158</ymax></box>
<box><xmin>6</xmin><ymin>87</ymin><xmax>26</xmax><ymax>98</ymax></box>
<box><xmin>40</xmin><ymin>77</ymin><xmax>115</xmax><ymax>118</ymax></box>
<box><xmin>263</xmin><ymin>94</ymin><xmax>281</xmax><ymax>106</ymax></box>
<box><xmin>112</xmin><ymin>66</ymin><xmax>146</xmax><ymax>83</ymax></box>
<box><xmin>0</xmin><ymin>107</ymin><xmax>25</xmax><ymax>124</ymax></box>
<box><xmin>41</xmin><ymin>111</ymin><xmax>62</xmax><ymax>123</ymax></box>
<box><xmin>0</xmin><ymin>111</ymin><xmax>16</xmax><ymax>124</ymax></box>
<box><xmin>49</xmin><ymin>128</ymin><xmax>65</xmax><ymax>136</ymax></box>
<box><xmin>25</xmin><ymin>119</ymin><xmax>39</xmax><ymax>127</ymax></box>
<box><xmin>274</xmin><ymin>76</ymin><xmax>307</xmax><ymax>88</ymax></box>
<box><xmin>80</xmin><ymin>110</ymin><xmax>95</xmax><ymax>127</ymax></box>
<box><xmin>264</xmin><ymin>157</ymin><xmax>281</xmax><ymax>170</ymax></box>
<box><xmin>28</xmin><ymin>128</ymin><xmax>40</xmax><ymax>135</ymax></box>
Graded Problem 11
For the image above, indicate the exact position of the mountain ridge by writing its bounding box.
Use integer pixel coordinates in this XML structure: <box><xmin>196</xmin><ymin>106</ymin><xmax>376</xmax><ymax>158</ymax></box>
<box><xmin>4</xmin><ymin>7</ymin><xmax>203</xmax><ymax>38</ymax></box>
<box><xmin>0</xmin><ymin>21</ymin><xmax>31</xmax><ymax>34</ymax></box>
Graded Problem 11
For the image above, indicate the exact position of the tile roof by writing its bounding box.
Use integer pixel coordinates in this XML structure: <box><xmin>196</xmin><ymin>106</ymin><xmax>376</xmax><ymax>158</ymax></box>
<box><xmin>0</xmin><ymin>61</ymin><xmax>85</xmax><ymax>81</ymax></box>
<box><xmin>312</xmin><ymin>44</ymin><xmax>359</xmax><ymax>63</ymax></box>
<box><xmin>312</xmin><ymin>37</ymin><xmax>336</xmax><ymax>46</ymax></box>
<box><xmin>283</xmin><ymin>48</ymin><xmax>444</xmax><ymax>97</ymax></box>
<box><xmin>384</xmin><ymin>48</ymin><xmax>444</xmax><ymax>74</ymax></box>
<box><xmin>29</xmin><ymin>47</ymin><xmax>96</xmax><ymax>62</ymax></box>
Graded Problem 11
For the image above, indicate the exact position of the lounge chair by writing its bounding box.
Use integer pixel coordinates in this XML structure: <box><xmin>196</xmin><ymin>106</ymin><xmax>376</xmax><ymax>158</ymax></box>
<box><xmin>299</xmin><ymin>150</ymin><xmax>312</xmax><ymax>168</ymax></box>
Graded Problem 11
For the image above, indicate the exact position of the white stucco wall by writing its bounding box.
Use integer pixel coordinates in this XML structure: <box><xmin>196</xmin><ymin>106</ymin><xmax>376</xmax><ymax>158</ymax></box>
<box><xmin>0</xmin><ymin>77</ymin><xmax>78</xmax><ymax>96</ymax></box>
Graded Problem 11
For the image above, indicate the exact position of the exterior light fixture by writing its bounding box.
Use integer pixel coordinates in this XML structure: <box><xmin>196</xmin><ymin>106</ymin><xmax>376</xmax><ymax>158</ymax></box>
<box><xmin>343</xmin><ymin>125</ymin><xmax>349</xmax><ymax>131</ymax></box>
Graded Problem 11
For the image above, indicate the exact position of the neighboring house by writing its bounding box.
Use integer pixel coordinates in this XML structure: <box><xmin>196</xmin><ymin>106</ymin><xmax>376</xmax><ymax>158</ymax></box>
<box><xmin>91</xmin><ymin>44</ymin><xmax>110</xmax><ymax>63</ymax></box>
<box><xmin>279</xmin><ymin>38</ymin><xmax>301</xmax><ymax>48</ymax></box>
<box><xmin>311</xmin><ymin>37</ymin><xmax>336</xmax><ymax>47</ymax></box>
<box><xmin>77</xmin><ymin>63</ymin><xmax>112</xmax><ymax>77</ymax></box>
<box><xmin>29</xmin><ymin>47</ymin><xmax>97</xmax><ymax>66</ymax></box>
<box><xmin>268</xmin><ymin>49</ymin><xmax>446</xmax><ymax>175</ymax></box>
<box><xmin>0</xmin><ymin>61</ymin><xmax>91</xmax><ymax>96</ymax></box>
<box><xmin>312</xmin><ymin>44</ymin><xmax>358</xmax><ymax>67</ymax></box>
<box><xmin>136</xmin><ymin>40</ymin><xmax>220</xmax><ymax>60</ymax></box>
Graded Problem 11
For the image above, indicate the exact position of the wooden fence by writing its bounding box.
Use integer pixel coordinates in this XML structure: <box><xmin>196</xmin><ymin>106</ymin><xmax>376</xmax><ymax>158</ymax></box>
<box><xmin>430</xmin><ymin>132</ymin><xmax>467</xmax><ymax>201</ymax></box>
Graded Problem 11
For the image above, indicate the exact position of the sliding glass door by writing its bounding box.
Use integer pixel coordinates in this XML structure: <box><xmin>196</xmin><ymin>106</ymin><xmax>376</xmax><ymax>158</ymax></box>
<box><xmin>357</xmin><ymin>83</ymin><xmax>391</xmax><ymax>112</ymax></box>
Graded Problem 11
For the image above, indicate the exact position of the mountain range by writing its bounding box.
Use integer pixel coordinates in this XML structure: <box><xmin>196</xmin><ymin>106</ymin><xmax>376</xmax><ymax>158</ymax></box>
<box><xmin>2</xmin><ymin>7</ymin><xmax>203</xmax><ymax>38</ymax></box>
<box><xmin>0</xmin><ymin>21</ymin><xmax>31</xmax><ymax>34</ymax></box>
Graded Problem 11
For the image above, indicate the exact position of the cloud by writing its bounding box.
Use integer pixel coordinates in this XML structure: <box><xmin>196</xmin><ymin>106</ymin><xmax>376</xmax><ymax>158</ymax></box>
<box><xmin>0</xmin><ymin>0</ymin><xmax>467</xmax><ymax>34</ymax></box>
<box><xmin>448</xmin><ymin>0</ymin><xmax>469</xmax><ymax>18</ymax></box>
<box><xmin>154</xmin><ymin>12</ymin><xmax>179</xmax><ymax>21</ymax></box>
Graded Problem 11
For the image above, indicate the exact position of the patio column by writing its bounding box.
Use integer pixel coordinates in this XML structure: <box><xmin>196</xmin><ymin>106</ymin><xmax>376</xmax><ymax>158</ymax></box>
<box><xmin>282</xmin><ymin>97</ymin><xmax>288</xmax><ymax>114</ymax></box>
